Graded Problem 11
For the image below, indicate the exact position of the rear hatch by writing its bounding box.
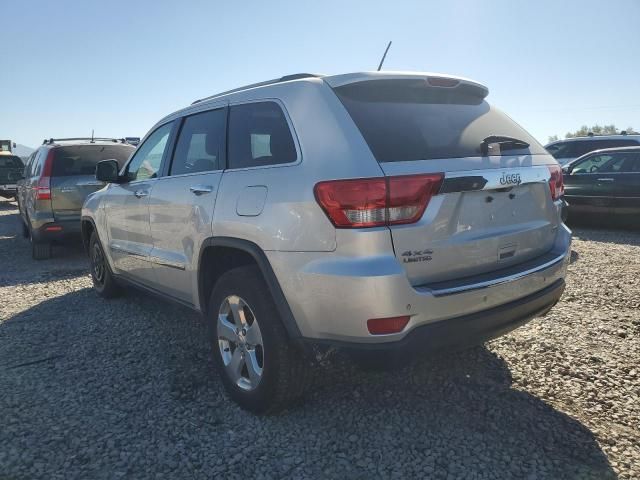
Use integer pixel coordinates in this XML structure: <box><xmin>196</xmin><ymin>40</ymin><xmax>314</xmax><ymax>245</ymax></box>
<box><xmin>0</xmin><ymin>155</ymin><xmax>24</xmax><ymax>185</ymax></box>
<box><xmin>330</xmin><ymin>75</ymin><xmax>560</xmax><ymax>286</ymax></box>
<box><xmin>50</xmin><ymin>144</ymin><xmax>133</xmax><ymax>221</ymax></box>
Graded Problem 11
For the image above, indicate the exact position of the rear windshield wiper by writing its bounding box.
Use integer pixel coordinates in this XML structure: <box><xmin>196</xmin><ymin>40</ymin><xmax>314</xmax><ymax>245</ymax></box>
<box><xmin>480</xmin><ymin>135</ymin><xmax>530</xmax><ymax>156</ymax></box>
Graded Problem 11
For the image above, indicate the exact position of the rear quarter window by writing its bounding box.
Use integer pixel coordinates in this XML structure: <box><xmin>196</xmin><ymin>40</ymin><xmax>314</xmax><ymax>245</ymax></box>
<box><xmin>52</xmin><ymin>144</ymin><xmax>134</xmax><ymax>177</ymax></box>
<box><xmin>228</xmin><ymin>102</ymin><xmax>297</xmax><ymax>169</ymax></box>
<box><xmin>333</xmin><ymin>79</ymin><xmax>545</xmax><ymax>162</ymax></box>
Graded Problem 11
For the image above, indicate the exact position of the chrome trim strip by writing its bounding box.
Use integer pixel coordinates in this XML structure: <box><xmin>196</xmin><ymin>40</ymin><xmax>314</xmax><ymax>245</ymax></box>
<box><xmin>420</xmin><ymin>252</ymin><xmax>567</xmax><ymax>297</ymax></box>
<box><xmin>109</xmin><ymin>243</ymin><xmax>147</xmax><ymax>258</ymax></box>
<box><xmin>147</xmin><ymin>256</ymin><xmax>186</xmax><ymax>271</ymax></box>
<box><xmin>441</xmin><ymin>166</ymin><xmax>550</xmax><ymax>193</ymax></box>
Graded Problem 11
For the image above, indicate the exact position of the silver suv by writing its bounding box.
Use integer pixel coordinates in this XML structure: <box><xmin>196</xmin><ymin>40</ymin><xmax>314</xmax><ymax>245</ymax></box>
<box><xmin>81</xmin><ymin>72</ymin><xmax>571</xmax><ymax>413</ymax></box>
<box><xmin>17</xmin><ymin>138</ymin><xmax>134</xmax><ymax>259</ymax></box>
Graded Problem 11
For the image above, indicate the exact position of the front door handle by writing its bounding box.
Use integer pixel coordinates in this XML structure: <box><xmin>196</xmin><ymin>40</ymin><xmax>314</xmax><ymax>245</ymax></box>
<box><xmin>596</xmin><ymin>178</ymin><xmax>614</xmax><ymax>182</ymax></box>
<box><xmin>190</xmin><ymin>185</ymin><xmax>214</xmax><ymax>195</ymax></box>
<box><xmin>134</xmin><ymin>189</ymin><xmax>149</xmax><ymax>198</ymax></box>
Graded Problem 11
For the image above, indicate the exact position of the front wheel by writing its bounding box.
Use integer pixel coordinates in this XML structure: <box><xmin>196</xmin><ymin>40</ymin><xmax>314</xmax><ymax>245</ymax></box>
<box><xmin>89</xmin><ymin>232</ymin><xmax>120</xmax><ymax>298</ymax></box>
<box><xmin>208</xmin><ymin>265</ymin><xmax>308</xmax><ymax>414</ymax></box>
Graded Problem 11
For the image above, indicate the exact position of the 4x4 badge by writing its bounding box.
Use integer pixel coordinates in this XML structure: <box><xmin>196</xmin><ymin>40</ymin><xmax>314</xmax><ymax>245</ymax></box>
<box><xmin>401</xmin><ymin>249</ymin><xmax>433</xmax><ymax>263</ymax></box>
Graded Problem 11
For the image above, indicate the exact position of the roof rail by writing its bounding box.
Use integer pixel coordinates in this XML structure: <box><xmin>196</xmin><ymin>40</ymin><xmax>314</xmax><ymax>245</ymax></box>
<box><xmin>191</xmin><ymin>73</ymin><xmax>322</xmax><ymax>105</ymax></box>
<box><xmin>43</xmin><ymin>137</ymin><xmax>126</xmax><ymax>145</ymax></box>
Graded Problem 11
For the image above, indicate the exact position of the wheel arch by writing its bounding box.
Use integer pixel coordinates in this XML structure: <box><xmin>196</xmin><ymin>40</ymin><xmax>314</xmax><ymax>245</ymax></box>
<box><xmin>198</xmin><ymin>237</ymin><xmax>302</xmax><ymax>340</ymax></box>
<box><xmin>80</xmin><ymin>216</ymin><xmax>97</xmax><ymax>255</ymax></box>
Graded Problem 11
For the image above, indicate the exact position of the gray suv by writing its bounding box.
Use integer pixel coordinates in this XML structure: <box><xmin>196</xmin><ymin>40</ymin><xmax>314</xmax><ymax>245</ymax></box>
<box><xmin>17</xmin><ymin>138</ymin><xmax>134</xmax><ymax>259</ymax></box>
<box><xmin>81</xmin><ymin>72</ymin><xmax>571</xmax><ymax>413</ymax></box>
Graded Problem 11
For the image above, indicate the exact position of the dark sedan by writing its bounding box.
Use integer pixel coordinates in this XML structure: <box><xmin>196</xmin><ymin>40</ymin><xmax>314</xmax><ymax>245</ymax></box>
<box><xmin>562</xmin><ymin>146</ymin><xmax>640</xmax><ymax>219</ymax></box>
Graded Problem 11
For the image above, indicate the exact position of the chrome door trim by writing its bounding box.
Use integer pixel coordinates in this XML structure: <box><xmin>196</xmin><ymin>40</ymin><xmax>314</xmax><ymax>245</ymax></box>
<box><xmin>147</xmin><ymin>255</ymin><xmax>186</xmax><ymax>270</ymax></box>
<box><xmin>418</xmin><ymin>251</ymin><xmax>567</xmax><ymax>297</ymax></box>
<box><xmin>109</xmin><ymin>242</ymin><xmax>147</xmax><ymax>259</ymax></box>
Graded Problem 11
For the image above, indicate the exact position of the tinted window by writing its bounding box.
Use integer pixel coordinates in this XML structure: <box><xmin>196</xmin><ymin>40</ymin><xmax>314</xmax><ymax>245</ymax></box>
<box><xmin>170</xmin><ymin>109</ymin><xmax>225</xmax><ymax>175</ymax></box>
<box><xmin>51</xmin><ymin>144</ymin><xmax>134</xmax><ymax>177</ymax></box>
<box><xmin>334</xmin><ymin>80</ymin><xmax>545</xmax><ymax>162</ymax></box>
<box><xmin>572</xmin><ymin>153</ymin><xmax>631</xmax><ymax>174</ymax></box>
<box><xmin>547</xmin><ymin>139</ymin><xmax>639</xmax><ymax>159</ymax></box>
<box><xmin>0</xmin><ymin>155</ymin><xmax>23</xmax><ymax>168</ymax></box>
<box><xmin>228</xmin><ymin>102</ymin><xmax>297</xmax><ymax>169</ymax></box>
<box><xmin>126</xmin><ymin>123</ymin><xmax>173</xmax><ymax>181</ymax></box>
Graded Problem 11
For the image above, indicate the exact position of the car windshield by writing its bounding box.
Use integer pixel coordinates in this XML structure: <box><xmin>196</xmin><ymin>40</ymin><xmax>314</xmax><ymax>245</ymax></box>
<box><xmin>333</xmin><ymin>79</ymin><xmax>545</xmax><ymax>162</ymax></box>
<box><xmin>0</xmin><ymin>155</ymin><xmax>22</xmax><ymax>168</ymax></box>
<box><xmin>52</xmin><ymin>144</ymin><xmax>134</xmax><ymax>176</ymax></box>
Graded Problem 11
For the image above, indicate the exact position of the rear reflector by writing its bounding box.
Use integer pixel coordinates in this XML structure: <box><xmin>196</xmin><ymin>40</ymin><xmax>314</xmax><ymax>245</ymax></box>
<box><xmin>314</xmin><ymin>174</ymin><xmax>443</xmax><ymax>228</ymax></box>
<box><xmin>44</xmin><ymin>225</ymin><xmax>62</xmax><ymax>232</ymax></box>
<box><xmin>367</xmin><ymin>316</ymin><xmax>410</xmax><ymax>335</ymax></box>
<box><xmin>547</xmin><ymin>165</ymin><xmax>564</xmax><ymax>201</ymax></box>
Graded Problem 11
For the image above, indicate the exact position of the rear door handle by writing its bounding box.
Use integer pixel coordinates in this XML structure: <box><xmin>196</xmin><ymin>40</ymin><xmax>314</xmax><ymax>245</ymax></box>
<box><xmin>134</xmin><ymin>189</ymin><xmax>149</xmax><ymax>198</ymax></box>
<box><xmin>190</xmin><ymin>185</ymin><xmax>213</xmax><ymax>195</ymax></box>
<box><xmin>597</xmin><ymin>178</ymin><xmax>614</xmax><ymax>182</ymax></box>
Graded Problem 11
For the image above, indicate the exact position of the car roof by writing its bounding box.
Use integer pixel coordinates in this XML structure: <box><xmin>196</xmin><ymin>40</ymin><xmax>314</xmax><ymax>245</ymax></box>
<box><xmin>153</xmin><ymin>71</ymin><xmax>489</xmax><ymax>134</ymax></box>
<box><xmin>546</xmin><ymin>135</ymin><xmax>640</xmax><ymax>147</ymax></box>
<box><xmin>41</xmin><ymin>138</ymin><xmax>133</xmax><ymax>148</ymax></box>
<box><xmin>567</xmin><ymin>145</ymin><xmax>640</xmax><ymax>165</ymax></box>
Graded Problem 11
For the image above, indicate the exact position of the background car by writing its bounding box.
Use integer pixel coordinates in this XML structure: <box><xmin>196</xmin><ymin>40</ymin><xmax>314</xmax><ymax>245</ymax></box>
<box><xmin>0</xmin><ymin>153</ymin><xmax>24</xmax><ymax>199</ymax></box>
<box><xmin>17</xmin><ymin>137</ymin><xmax>134</xmax><ymax>259</ymax></box>
<box><xmin>562</xmin><ymin>146</ymin><xmax>640</xmax><ymax>220</ymax></box>
<box><xmin>545</xmin><ymin>133</ymin><xmax>640</xmax><ymax>165</ymax></box>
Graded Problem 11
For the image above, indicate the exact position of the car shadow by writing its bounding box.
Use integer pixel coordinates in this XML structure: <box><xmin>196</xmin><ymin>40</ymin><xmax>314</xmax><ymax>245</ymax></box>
<box><xmin>0</xmin><ymin>202</ymin><xmax>87</xmax><ymax>288</ymax></box>
<box><xmin>0</xmin><ymin>289</ymin><xmax>616</xmax><ymax>479</ymax></box>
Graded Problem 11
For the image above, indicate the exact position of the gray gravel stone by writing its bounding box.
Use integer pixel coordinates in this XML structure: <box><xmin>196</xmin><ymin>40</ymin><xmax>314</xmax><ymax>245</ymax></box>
<box><xmin>0</xmin><ymin>199</ymin><xmax>638</xmax><ymax>479</ymax></box>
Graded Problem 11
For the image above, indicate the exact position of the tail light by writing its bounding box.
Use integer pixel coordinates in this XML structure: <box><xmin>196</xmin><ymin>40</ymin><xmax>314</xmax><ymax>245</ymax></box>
<box><xmin>547</xmin><ymin>165</ymin><xmax>564</xmax><ymax>201</ymax></box>
<box><xmin>314</xmin><ymin>174</ymin><xmax>444</xmax><ymax>228</ymax></box>
<box><xmin>35</xmin><ymin>150</ymin><xmax>55</xmax><ymax>201</ymax></box>
<box><xmin>367</xmin><ymin>316</ymin><xmax>410</xmax><ymax>335</ymax></box>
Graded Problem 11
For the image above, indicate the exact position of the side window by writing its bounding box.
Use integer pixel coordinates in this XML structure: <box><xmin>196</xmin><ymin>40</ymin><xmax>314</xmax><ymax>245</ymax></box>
<box><xmin>626</xmin><ymin>153</ymin><xmax>640</xmax><ymax>172</ymax></box>
<box><xmin>32</xmin><ymin>149</ymin><xmax>46</xmax><ymax>177</ymax></box>
<box><xmin>228</xmin><ymin>101</ymin><xmax>297</xmax><ymax>169</ymax></box>
<box><xmin>125</xmin><ymin>122</ymin><xmax>173</xmax><ymax>181</ymax></box>
<box><xmin>24</xmin><ymin>151</ymin><xmax>36</xmax><ymax>177</ymax></box>
<box><xmin>572</xmin><ymin>154</ymin><xmax>613</xmax><ymax>174</ymax></box>
<box><xmin>598</xmin><ymin>154</ymin><xmax>627</xmax><ymax>173</ymax></box>
<box><xmin>170</xmin><ymin>108</ymin><xmax>225</xmax><ymax>176</ymax></box>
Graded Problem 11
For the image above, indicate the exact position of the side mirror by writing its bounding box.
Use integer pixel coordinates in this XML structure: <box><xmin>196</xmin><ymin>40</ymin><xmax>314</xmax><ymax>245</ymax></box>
<box><xmin>562</xmin><ymin>166</ymin><xmax>571</xmax><ymax>174</ymax></box>
<box><xmin>95</xmin><ymin>159</ymin><xmax>120</xmax><ymax>183</ymax></box>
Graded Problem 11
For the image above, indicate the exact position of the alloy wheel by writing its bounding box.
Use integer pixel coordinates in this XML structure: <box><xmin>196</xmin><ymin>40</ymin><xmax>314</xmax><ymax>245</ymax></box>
<box><xmin>217</xmin><ymin>295</ymin><xmax>264</xmax><ymax>391</ymax></box>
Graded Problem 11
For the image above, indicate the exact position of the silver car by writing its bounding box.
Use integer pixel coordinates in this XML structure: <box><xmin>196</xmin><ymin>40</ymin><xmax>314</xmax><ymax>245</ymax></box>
<box><xmin>81</xmin><ymin>72</ymin><xmax>571</xmax><ymax>413</ymax></box>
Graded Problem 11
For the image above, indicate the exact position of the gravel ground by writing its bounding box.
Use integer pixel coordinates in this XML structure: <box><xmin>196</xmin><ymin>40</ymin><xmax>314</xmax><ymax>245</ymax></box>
<box><xmin>0</xmin><ymin>198</ymin><xmax>638</xmax><ymax>480</ymax></box>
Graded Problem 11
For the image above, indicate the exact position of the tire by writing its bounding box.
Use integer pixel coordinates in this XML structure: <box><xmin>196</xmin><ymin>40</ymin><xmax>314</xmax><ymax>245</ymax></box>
<box><xmin>89</xmin><ymin>231</ymin><xmax>121</xmax><ymax>298</ymax></box>
<box><xmin>208</xmin><ymin>265</ymin><xmax>308</xmax><ymax>414</ymax></box>
<box><xmin>20</xmin><ymin>219</ymin><xmax>29</xmax><ymax>238</ymax></box>
<box><xmin>29</xmin><ymin>226</ymin><xmax>51</xmax><ymax>260</ymax></box>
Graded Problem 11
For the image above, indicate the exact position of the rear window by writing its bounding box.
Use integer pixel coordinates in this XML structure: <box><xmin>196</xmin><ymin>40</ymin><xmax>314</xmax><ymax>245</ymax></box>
<box><xmin>333</xmin><ymin>79</ymin><xmax>545</xmax><ymax>162</ymax></box>
<box><xmin>52</xmin><ymin>144</ymin><xmax>134</xmax><ymax>177</ymax></box>
<box><xmin>0</xmin><ymin>155</ymin><xmax>23</xmax><ymax>168</ymax></box>
<box><xmin>546</xmin><ymin>139</ymin><xmax>639</xmax><ymax>159</ymax></box>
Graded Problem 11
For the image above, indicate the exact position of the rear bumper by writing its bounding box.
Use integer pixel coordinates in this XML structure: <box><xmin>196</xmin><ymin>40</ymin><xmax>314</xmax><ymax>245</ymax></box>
<box><xmin>304</xmin><ymin>278</ymin><xmax>564</xmax><ymax>353</ymax></box>
<box><xmin>0</xmin><ymin>184</ymin><xmax>17</xmax><ymax>195</ymax></box>
<box><xmin>32</xmin><ymin>220</ymin><xmax>81</xmax><ymax>242</ymax></box>
<box><xmin>268</xmin><ymin>224</ymin><xmax>571</xmax><ymax>344</ymax></box>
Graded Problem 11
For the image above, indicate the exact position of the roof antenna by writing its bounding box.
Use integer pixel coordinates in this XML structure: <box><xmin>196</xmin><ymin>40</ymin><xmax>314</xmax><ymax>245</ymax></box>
<box><xmin>91</xmin><ymin>129</ymin><xmax>95</xmax><ymax>143</ymax></box>
<box><xmin>377</xmin><ymin>41</ymin><xmax>392</xmax><ymax>71</ymax></box>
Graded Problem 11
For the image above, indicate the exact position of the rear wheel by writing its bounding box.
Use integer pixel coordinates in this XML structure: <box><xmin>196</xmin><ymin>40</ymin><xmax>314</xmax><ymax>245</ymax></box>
<box><xmin>208</xmin><ymin>265</ymin><xmax>307</xmax><ymax>414</ymax></box>
<box><xmin>29</xmin><ymin>226</ymin><xmax>51</xmax><ymax>260</ymax></box>
<box><xmin>20</xmin><ymin>219</ymin><xmax>29</xmax><ymax>238</ymax></box>
<box><xmin>89</xmin><ymin>231</ymin><xmax>120</xmax><ymax>298</ymax></box>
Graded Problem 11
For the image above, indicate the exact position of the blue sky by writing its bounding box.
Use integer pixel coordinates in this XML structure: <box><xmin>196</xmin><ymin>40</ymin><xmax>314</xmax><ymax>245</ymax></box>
<box><xmin>1</xmin><ymin>0</ymin><xmax>639</xmax><ymax>149</ymax></box>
